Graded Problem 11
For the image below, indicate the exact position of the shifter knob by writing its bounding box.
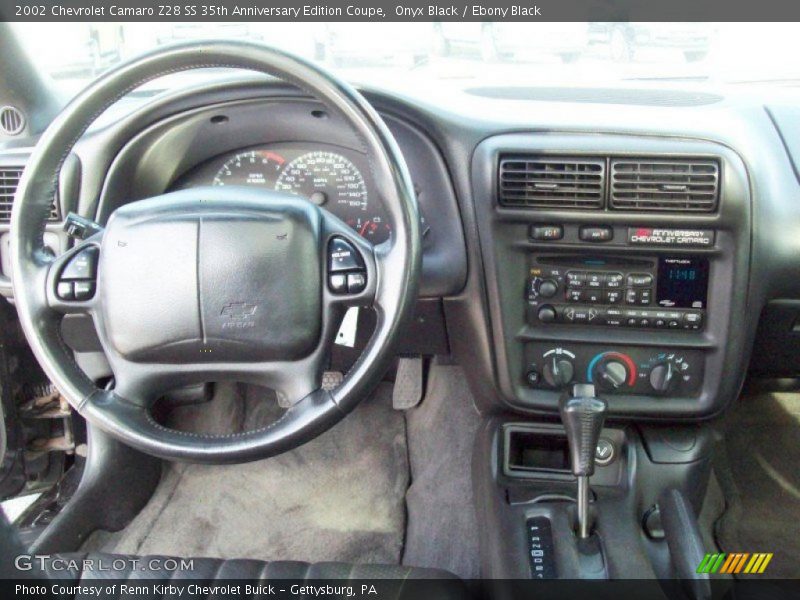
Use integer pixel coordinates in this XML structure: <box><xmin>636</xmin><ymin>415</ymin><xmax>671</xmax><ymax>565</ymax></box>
<box><xmin>559</xmin><ymin>386</ymin><xmax>608</xmax><ymax>477</ymax></box>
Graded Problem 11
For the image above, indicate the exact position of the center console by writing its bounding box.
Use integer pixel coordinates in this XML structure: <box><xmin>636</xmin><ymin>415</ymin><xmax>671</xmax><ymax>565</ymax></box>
<box><xmin>470</xmin><ymin>133</ymin><xmax>752</xmax><ymax>419</ymax></box>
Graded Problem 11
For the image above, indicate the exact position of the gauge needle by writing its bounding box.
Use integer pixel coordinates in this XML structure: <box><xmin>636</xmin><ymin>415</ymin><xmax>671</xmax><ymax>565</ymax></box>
<box><xmin>359</xmin><ymin>221</ymin><xmax>372</xmax><ymax>236</ymax></box>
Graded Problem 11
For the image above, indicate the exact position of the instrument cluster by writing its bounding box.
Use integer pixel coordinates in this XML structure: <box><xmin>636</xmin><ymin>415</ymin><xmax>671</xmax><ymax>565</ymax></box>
<box><xmin>173</xmin><ymin>143</ymin><xmax>392</xmax><ymax>243</ymax></box>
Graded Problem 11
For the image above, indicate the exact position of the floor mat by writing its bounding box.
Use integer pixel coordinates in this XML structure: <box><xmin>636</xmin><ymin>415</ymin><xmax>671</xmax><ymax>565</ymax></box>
<box><xmin>715</xmin><ymin>389</ymin><xmax>800</xmax><ymax>578</ymax></box>
<box><xmin>84</xmin><ymin>382</ymin><xmax>409</xmax><ymax>564</ymax></box>
<box><xmin>402</xmin><ymin>365</ymin><xmax>483</xmax><ymax>580</ymax></box>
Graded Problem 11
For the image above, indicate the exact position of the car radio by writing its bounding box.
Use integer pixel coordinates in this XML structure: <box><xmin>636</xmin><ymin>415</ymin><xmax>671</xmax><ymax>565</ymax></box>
<box><xmin>526</xmin><ymin>255</ymin><xmax>707</xmax><ymax>331</ymax></box>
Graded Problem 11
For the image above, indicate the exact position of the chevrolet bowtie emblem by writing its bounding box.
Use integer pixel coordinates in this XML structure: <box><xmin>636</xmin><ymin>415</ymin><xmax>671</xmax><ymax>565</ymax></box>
<box><xmin>220</xmin><ymin>302</ymin><xmax>257</xmax><ymax>321</ymax></box>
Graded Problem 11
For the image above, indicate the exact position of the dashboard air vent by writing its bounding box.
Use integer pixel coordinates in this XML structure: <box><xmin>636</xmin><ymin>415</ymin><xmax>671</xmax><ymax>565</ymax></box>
<box><xmin>498</xmin><ymin>156</ymin><xmax>605</xmax><ymax>209</ymax></box>
<box><xmin>0</xmin><ymin>167</ymin><xmax>59</xmax><ymax>222</ymax></box>
<box><xmin>610</xmin><ymin>159</ymin><xmax>719</xmax><ymax>212</ymax></box>
<box><xmin>0</xmin><ymin>106</ymin><xmax>25</xmax><ymax>136</ymax></box>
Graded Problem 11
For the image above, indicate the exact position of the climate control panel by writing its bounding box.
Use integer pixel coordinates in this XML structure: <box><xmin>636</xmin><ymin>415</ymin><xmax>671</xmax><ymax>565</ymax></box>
<box><xmin>524</xmin><ymin>344</ymin><xmax>703</xmax><ymax>396</ymax></box>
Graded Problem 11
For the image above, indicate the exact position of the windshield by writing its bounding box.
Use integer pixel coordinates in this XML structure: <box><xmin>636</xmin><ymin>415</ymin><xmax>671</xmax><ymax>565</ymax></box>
<box><xmin>11</xmin><ymin>22</ymin><xmax>800</xmax><ymax>98</ymax></box>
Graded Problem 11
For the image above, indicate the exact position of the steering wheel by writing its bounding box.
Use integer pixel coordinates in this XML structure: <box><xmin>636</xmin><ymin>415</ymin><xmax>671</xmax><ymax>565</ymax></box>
<box><xmin>10</xmin><ymin>42</ymin><xmax>420</xmax><ymax>464</ymax></box>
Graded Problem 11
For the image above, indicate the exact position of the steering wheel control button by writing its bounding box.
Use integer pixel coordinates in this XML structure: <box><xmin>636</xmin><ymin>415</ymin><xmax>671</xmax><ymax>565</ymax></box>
<box><xmin>61</xmin><ymin>246</ymin><xmax>99</xmax><ymax>280</ymax></box>
<box><xmin>57</xmin><ymin>281</ymin><xmax>75</xmax><ymax>300</ymax></box>
<box><xmin>347</xmin><ymin>272</ymin><xmax>366</xmax><ymax>293</ymax></box>
<box><xmin>327</xmin><ymin>237</ymin><xmax>368</xmax><ymax>295</ymax></box>
<box><xmin>595</xmin><ymin>438</ymin><xmax>616</xmax><ymax>466</ymax></box>
<box><xmin>73</xmin><ymin>281</ymin><xmax>96</xmax><ymax>301</ymax></box>
<box><xmin>57</xmin><ymin>246</ymin><xmax>99</xmax><ymax>301</ymax></box>
<box><xmin>328</xmin><ymin>237</ymin><xmax>365</xmax><ymax>272</ymax></box>
<box><xmin>329</xmin><ymin>273</ymin><xmax>348</xmax><ymax>294</ymax></box>
<box><xmin>529</xmin><ymin>224</ymin><xmax>564</xmax><ymax>241</ymax></box>
<box><xmin>579</xmin><ymin>226</ymin><xmax>613</xmax><ymax>242</ymax></box>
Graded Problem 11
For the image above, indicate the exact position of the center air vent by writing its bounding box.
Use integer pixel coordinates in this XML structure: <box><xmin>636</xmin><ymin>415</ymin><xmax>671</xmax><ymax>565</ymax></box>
<box><xmin>498</xmin><ymin>156</ymin><xmax>605</xmax><ymax>209</ymax></box>
<box><xmin>0</xmin><ymin>166</ymin><xmax>59</xmax><ymax>222</ymax></box>
<box><xmin>610</xmin><ymin>159</ymin><xmax>719</xmax><ymax>212</ymax></box>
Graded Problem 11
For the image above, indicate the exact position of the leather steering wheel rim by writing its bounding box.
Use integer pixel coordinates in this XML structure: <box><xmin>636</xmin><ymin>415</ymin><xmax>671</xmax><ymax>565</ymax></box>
<box><xmin>10</xmin><ymin>42</ymin><xmax>421</xmax><ymax>463</ymax></box>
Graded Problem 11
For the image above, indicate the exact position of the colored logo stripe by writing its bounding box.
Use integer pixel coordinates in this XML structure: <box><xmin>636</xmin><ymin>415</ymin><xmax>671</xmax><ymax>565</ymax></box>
<box><xmin>697</xmin><ymin>553</ymin><xmax>773</xmax><ymax>574</ymax></box>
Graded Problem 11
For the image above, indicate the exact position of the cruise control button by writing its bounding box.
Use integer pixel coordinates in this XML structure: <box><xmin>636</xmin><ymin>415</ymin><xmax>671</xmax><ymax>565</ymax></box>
<box><xmin>328</xmin><ymin>273</ymin><xmax>348</xmax><ymax>294</ymax></box>
<box><xmin>57</xmin><ymin>281</ymin><xmax>74</xmax><ymax>300</ymax></box>
<box><xmin>328</xmin><ymin>237</ymin><xmax>365</xmax><ymax>272</ymax></box>
<box><xmin>579</xmin><ymin>226</ymin><xmax>613</xmax><ymax>242</ymax></box>
<box><xmin>347</xmin><ymin>272</ymin><xmax>367</xmax><ymax>293</ymax></box>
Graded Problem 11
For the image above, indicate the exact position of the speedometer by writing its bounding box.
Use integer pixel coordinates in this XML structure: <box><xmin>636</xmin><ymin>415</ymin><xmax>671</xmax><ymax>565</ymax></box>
<box><xmin>275</xmin><ymin>151</ymin><xmax>390</xmax><ymax>243</ymax></box>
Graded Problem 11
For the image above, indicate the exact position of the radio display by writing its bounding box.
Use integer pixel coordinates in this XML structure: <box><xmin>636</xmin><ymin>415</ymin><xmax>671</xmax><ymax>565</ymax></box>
<box><xmin>656</xmin><ymin>257</ymin><xmax>709</xmax><ymax>309</ymax></box>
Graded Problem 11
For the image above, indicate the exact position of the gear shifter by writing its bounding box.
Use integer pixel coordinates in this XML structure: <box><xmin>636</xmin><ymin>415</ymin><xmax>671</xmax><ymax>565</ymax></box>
<box><xmin>559</xmin><ymin>383</ymin><xmax>607</xmax><ymax>538</ymax></box>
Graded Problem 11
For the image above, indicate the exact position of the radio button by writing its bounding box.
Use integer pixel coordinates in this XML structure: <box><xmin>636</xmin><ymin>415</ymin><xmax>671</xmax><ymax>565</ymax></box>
<box><xmin>604</xmin><ymin>290</ymin><xmax>622</xmax><ymax>304</ymax></box>
<box><xmin>586</xmin><ymin>272</ymin><xmax>605</xmax><ymax>288</ymax></box>
<box><xmin>605</xmin><ymin>273</ymin><xmax>624</xmax><ymax>288</ymax></box>
<box><xmin>639</xmin><ymin>290</ymin><xmax>652</xmax><ymax>305</ymax></box>
<box><xmin>654</xmin><ymin>319</ymin><xmax>667</xmax><ymax>328</ymax></box>
<box><xmin>627</xmin><ymin>273</ymin><xmax>653</xmax><ymax>287</ymax></box>
<box><xmin>625</xmin><ymin>289</ymin><xmax>638</xmax><ymax>305</ymax></box>
<box><xmin>586</xmin><ymin>290</ymin><xmax>603</xmax><ymax>304</ymax></box>
<box><xmin>566</xmin><ymin>271</ymin><xmax>587</xmax><ymax>288</ymax></box>
<box><xmin>683</xmin><ymin>312</ymin><xmax>704</xmax><ymax>330</ymax></box>
<box><xmin>566</xmin><ymin>290</ymin><xmax>584</xmax><ymax>303</ymax></box>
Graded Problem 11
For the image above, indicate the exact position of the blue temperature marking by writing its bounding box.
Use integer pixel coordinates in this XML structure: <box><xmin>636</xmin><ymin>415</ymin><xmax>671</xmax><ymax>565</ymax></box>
<box><xmin>586</xmin><ymin>353</ymin><xmax>607</xmax><ymax>383</ymax></box>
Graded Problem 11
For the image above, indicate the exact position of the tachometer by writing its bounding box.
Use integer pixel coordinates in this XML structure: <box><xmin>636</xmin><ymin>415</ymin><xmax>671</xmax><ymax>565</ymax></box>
<box><xmin>213</xmin><ymin>150</ymin><xmax>286</xmax><ymax>186</ymax></box>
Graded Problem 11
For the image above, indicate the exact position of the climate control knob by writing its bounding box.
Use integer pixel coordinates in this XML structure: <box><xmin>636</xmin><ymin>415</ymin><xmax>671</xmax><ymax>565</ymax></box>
<box><xmin>649</xmin><ymin>362</ymin><xmax>678</xmax><ymax>394</ymax></box>
<box><xmin>543</xmin><ymin>356</ymin><xmax>574</xmax><ymax>388</ymax></box>
<box><xmin>537</xmin><ymin>279</ymin><xmax>558</xmax><ymax>299</ymax></box>
<box><xmin>595</xmin><ymin>360</ymin><xmax>628</xmax><ymax>390</ymax></box>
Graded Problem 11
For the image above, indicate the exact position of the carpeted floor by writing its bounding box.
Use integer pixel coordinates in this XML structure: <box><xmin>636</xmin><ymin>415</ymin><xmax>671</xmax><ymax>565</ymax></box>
<box><xmin>83</xmin><ymin>381</ymin><xmax>409</xmax><ymax>564</ymax></box>
<box><xmin>402</xmin><ymin>365</ymin><xmax>483</xmax><ymax>580</ymax></box>
<box><xmin>715</xmin><ymin>389</ymin><xmax>800</xmax><ymax>578</ymax></box>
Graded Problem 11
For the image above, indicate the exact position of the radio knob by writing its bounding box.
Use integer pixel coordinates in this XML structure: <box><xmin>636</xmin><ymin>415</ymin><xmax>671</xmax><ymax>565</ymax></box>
<box><xmin>538</xmin><ymin>305</ymin><xmax>557</xmax><ymax>323</ymax></box>
<box><xmin>543</xmin><ymin>356</ymin><xmax>574</xmax><ymax>388</ymax></box>
<box><xmin>537</xmin><ymin>279</ymin><xmax>558</xmax><ymax>299</ymax></box>
<box><xmin>650</xmin><ymin>362</ymin><xmax>678</xmax><ymax>394</ymax></box>
<box><xmin>594</xmin><ymin>359</ymin><xmax>629</xmax><ymax>391</ymax></box>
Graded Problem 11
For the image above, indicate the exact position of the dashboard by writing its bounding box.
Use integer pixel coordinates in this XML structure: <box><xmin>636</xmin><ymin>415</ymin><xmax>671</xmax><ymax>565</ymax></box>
<box><xmin>3</xmin><ymin>77</ymin><xmax>800</xmax><ymax>423</ymax></box>
<box><xmin>173</xmin><ymin>143</ymin><xmax>396</xmax><ymax>244</ymax></box>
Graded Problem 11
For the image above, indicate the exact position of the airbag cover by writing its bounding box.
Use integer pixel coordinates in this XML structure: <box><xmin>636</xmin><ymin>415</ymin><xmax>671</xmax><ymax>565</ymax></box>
<box><xmin>98</xmin><ymin>189</ymin><xmax>322</xmax><ymax>363</ymax></box>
